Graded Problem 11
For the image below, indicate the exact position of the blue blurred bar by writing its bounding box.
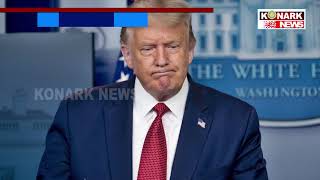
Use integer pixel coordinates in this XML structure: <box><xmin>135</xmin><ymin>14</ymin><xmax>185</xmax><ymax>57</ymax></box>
<box><xmin>59</xmin><ymin>12</ymin><xmax>114</xmax><ymax>27</ymax></box>
<box><xmin>37</xmin><ymin>12</ymin><xmax>148</xmax><ymax>27</ymax></box>
<box><xmin>114</xmin><ymin>13</ymin><xmax>148</xmax><ymax>27</ymax></box>
<box><xmin>37</xmin><ymin>13</ymin><xmax>59</xmax><ymax>27</ymax></box>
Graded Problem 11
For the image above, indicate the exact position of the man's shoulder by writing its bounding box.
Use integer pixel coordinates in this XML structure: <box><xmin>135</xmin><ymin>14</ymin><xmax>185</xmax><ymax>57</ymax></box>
<box><xmin>192</xmin><ymin>81</ymin><xmax>254</xmax><ymax>111</ymax></box>
<box><xmin>192</xmin><ymin>82</ymin><xmax>258</xmax><ymax>130</ymax></box>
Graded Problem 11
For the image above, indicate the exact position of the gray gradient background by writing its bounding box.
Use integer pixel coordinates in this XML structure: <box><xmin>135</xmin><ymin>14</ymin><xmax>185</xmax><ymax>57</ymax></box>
<box><xmin>0</xmin><ymin>33</ymin><xmax>94</xmax><ymax>180</ymax></box>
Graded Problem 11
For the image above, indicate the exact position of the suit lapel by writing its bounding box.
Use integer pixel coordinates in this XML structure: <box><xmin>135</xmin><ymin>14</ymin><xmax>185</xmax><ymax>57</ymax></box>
<box><xmin>170</xmin><ymin>77</ymin><xmax>214</xmax><ymax>180</ymax></box>
<box><xmin>104</xmin><ymin>78</ymin><xmax>134</xmax><ymax>180</ymax></box>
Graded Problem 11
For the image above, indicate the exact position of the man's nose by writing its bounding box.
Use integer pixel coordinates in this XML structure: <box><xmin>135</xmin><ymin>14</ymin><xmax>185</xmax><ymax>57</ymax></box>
<box><xmin>155</xmin><ymin>46</ymin><xmax>168</xmax><ymax>67</ymax></box>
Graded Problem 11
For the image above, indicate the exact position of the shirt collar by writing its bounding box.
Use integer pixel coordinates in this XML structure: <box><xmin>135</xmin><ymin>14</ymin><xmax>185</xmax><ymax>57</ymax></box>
<box><xmin>134</xmin><ymin>78</ymin><xmax>159</xmax><ymax>117</ymax></box>
<box><xmin>134</xmin><ymin>77</ymin><xmax>189</xmax><ymax>118</ymax></box>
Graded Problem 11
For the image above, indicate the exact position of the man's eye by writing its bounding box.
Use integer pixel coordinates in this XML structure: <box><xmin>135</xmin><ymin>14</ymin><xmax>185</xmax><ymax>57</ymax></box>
<box><xmin>141</xmin><ymin>47</ymin><xmax>154</xmax><ymax>55</ymax></box>
<box><xmin>168</xmin><ymin>45</ymin><xmax>179</xmax><ymax>49</ymax></box>
<box><xmin>141</xmin><ymin>46</ymin><xmax>154</xmax><ymax>51</ymax></box>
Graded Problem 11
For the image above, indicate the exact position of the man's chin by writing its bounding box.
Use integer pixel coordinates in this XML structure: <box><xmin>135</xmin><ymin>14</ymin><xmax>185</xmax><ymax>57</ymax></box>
<box><xmin>155</xmin><ymin>82</ymin><xmax>182</xmax><ymax>101</ymax></box>
<box><xmin>157</xmin><ymin>77</ymin><xmax>172</xmax><ymax>90</ymax></box>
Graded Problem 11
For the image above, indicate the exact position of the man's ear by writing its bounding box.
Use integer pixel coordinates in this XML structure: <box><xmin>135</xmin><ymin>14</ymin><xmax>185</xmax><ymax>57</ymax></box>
<box><xmin>188</xmin><ymin>43</ymin><xmax>195</xmax><ymax>64</ymax></box>
<box><xmin>120</xmin><ymin>44</ymin><xmax>133</xmax><ymax>69</ymax></box>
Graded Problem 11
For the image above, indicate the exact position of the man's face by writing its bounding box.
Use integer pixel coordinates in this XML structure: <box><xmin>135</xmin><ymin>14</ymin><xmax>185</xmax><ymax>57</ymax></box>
<box><xmin>121</xmin><ymin>20</ymin><xmax>195</xmax><ymax>101</ymax></box>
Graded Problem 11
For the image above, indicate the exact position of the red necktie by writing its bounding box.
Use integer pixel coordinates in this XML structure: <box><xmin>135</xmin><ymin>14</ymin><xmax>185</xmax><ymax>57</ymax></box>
<box><xmin>137</xmin><ymin>103</ymin><xmax>169</xmax><ymax>180</ymax></box>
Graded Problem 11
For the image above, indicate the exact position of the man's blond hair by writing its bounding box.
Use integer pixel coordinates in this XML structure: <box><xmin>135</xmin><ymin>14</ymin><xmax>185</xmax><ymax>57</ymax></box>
<box><xmin>120</xmin><ymin>0</ymin><xmax>196</xmax><ymax>49</ymax></box>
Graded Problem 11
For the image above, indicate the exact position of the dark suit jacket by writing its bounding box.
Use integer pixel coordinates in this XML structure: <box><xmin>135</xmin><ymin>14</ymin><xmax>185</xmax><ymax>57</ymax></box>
<box><xmin>37</xmin><ymin>76</ymin><xmax>268</xmax><ymax>180</ymax></box>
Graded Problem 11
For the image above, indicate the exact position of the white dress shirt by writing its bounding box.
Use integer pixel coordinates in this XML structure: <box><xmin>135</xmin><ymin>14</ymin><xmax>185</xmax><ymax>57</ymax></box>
<box><xmin>132</xmin><ymin>77</ymin><xmax>189</xmax><ymax>180</ymax></box>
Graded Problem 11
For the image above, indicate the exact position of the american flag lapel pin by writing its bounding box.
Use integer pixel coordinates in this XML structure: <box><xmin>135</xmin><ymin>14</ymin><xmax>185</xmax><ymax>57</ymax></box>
<box><xmin>197</xmin><ymin>118</ymin><xmax>206</xmax><ymax>129</ymax></box>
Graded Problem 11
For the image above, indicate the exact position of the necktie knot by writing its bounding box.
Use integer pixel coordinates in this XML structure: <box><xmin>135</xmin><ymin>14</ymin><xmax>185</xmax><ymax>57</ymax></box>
<box><xmin>153</xmin><ymin>103</ymin><xmax>170</xmax><ymax>117</ymax></box>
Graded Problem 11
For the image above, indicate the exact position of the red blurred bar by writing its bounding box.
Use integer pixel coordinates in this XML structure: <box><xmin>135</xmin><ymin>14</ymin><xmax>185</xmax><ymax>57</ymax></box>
<box><xmin>0</xmin><ymin>8</ymin><xmax>214</xmax><ymax>13</ymax></box>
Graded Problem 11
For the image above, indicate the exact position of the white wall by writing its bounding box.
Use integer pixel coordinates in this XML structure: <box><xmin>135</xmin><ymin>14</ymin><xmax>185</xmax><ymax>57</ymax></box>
<box><xmin>60</xmin><ymin>0</ymin><xmax>125</xmax><ymax>7</ymax></box>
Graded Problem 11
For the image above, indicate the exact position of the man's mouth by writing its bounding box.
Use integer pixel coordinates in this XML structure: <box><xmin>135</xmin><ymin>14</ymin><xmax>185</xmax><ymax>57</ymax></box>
<box><xmin>152</xmin><ymin>70</ymin><xmax>175</xmax><ymax>78</ymax></box>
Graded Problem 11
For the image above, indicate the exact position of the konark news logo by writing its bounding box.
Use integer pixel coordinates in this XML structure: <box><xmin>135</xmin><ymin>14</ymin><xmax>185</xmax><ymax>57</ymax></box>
<box><xmin>257</xmin><ymin>9</ymin><xmax>306</xmax><ymax>29</ymax></box>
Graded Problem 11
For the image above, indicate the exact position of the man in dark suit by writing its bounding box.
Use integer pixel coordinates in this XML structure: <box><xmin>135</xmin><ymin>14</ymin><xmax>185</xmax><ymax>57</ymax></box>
<box><xmin>37</xmin><ymin>0</ymin><xmax>268</xmax><ymax>179</ymax></box>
